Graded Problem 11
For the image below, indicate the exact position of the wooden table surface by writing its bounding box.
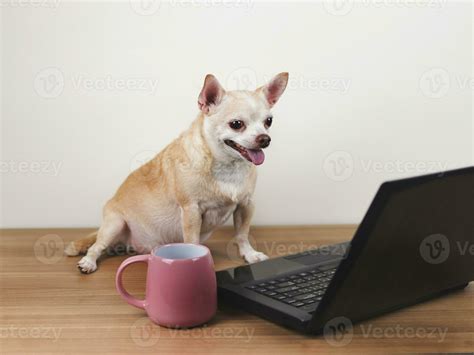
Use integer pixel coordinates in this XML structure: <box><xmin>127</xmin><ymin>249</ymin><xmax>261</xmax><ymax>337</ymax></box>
<box><xmin>1</xmin><ymin>226</ymin><xmax>473</xmax><ymax>353</ymax></box>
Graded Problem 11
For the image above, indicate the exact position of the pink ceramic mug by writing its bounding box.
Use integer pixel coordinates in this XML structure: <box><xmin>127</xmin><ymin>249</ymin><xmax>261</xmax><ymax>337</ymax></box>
<box><xmin>115</xmin><ymin>243</ymin><xmax>217</xmax><ymax>328</ymax></box>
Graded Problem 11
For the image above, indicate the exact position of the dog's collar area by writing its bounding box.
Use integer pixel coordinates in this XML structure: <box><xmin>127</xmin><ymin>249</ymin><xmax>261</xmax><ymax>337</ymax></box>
<box><xmin>224</xmin><ymin>139</ymin><xmax>265</xmax><ymax>165</ymax></box>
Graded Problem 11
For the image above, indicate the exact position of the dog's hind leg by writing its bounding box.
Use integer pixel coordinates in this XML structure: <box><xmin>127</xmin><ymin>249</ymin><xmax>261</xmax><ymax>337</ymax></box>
<box><xmin>77</xmin><ymin>212</ymin><xmax>125</xmax><ymax>274</ymax></box>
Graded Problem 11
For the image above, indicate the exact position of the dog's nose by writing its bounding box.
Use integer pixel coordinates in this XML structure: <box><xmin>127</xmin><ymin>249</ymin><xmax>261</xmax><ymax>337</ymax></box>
<box><xmin>256</xmin><ymin>134</ymin><xmax>271</xmax><ymax>149</ymax></box>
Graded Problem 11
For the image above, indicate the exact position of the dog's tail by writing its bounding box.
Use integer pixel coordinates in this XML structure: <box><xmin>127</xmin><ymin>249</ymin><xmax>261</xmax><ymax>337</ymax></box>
<box><xmin>64</xmin><ymin>231</ymin><xmax>97</xmax><ymax>256</ymax></box>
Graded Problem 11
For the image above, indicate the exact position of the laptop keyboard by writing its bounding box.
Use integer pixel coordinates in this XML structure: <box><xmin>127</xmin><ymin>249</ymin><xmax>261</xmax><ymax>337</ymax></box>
<box><xmin>245</xmin><ymin>266</ymin><xmax>337</xmax><ymax>313</ymax></box>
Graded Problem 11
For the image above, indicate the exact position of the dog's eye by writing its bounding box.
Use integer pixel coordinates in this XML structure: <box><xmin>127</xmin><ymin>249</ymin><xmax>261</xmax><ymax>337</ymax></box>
<box><xmin>265</xmin><ymin>116</ymin><xmax>273</xmax><ymax>128</ymax></box>
<box><xmin>229</xmin><ymin>120</ymin><xmax>244</xmax><ymax>130</ymax></box>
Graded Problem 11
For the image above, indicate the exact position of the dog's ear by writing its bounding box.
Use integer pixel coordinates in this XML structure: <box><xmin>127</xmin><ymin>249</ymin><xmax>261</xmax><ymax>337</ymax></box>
<box><xmin>258</xmin><ymin>72</ymin><xmax>289</xmax><ymax>107</ymax></box>
<box><xmin>198</xmin><ymin>74</ymin><xmax>225</xmax><ymax>114</ymax></box>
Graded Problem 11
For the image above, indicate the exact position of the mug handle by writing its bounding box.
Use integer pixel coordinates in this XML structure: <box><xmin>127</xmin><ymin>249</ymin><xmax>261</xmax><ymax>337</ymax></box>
<box><xmin>115</xmin><ymin>255</ymin><xmax>149</xmax><ymax>310</ymax></box>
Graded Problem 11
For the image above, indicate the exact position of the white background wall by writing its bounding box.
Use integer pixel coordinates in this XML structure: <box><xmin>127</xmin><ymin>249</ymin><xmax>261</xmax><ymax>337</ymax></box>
<box><xmin>1</xmin><ymin>0</ymin><xmax>472</xmax><ymax>228</ymax></box>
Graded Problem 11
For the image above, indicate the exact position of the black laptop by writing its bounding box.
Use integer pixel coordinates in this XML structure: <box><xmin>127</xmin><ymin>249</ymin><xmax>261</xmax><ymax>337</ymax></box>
<box><xmin>216</xmin><ymin>167</ymin><xmax>474</xmax><ymax>334</ymax></box>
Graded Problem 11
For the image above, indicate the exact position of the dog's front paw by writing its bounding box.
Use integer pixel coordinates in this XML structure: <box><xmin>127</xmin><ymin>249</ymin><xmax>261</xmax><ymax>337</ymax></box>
<box><xmin>243</xmin><ymin>251</ymin><xmax>269</xmax><ymax>264</ymax></box>
<box><xmin>77</xmin><ymin>256</ymin><xmax>97</xmax><ymax>274</ymax></box>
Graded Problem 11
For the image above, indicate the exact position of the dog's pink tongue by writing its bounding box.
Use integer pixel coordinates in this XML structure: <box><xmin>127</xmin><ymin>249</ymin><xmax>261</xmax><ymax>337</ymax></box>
<box><xmin>247</xmin><ymin>149</ymin><xmax>265</xmax><ymax>165</ymax></box>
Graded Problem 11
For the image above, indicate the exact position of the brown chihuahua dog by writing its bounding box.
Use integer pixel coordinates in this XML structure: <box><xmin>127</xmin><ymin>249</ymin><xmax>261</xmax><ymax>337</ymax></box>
<box><xmin>66</xmin><ymin>72</ymin><xmax>289</xmax><ymax>273</ymax></box>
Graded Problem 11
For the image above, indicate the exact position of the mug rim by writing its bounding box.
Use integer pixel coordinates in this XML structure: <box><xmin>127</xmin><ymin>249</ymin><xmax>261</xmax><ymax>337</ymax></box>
<box><xmin>151</xmin><ymin>243</ymin><xmax>210</xmax><ymax>263</ymax></box>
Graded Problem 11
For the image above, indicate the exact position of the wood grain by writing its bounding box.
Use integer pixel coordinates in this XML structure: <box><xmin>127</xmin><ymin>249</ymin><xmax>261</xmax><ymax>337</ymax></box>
<box><xmin>1</xmin><ymin>226</ymin><xmax>472</xmax><ymax>354</ymax></box>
